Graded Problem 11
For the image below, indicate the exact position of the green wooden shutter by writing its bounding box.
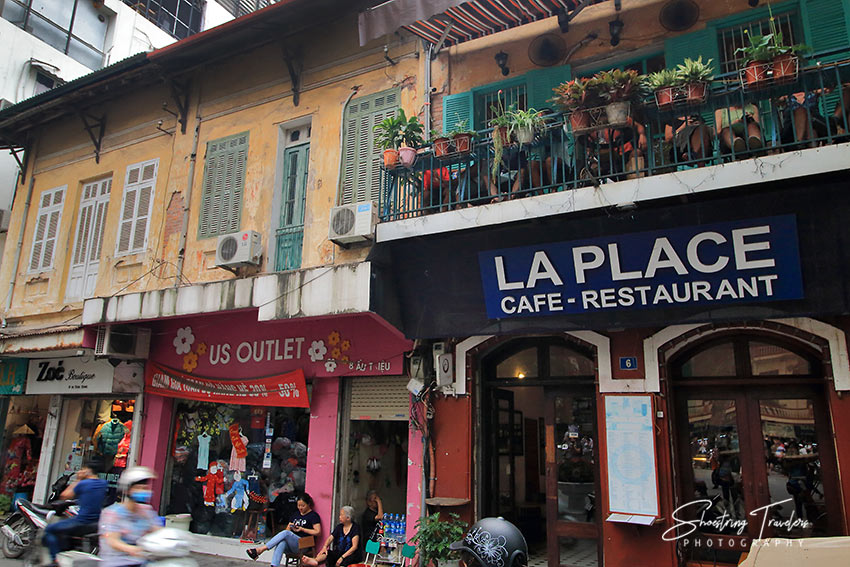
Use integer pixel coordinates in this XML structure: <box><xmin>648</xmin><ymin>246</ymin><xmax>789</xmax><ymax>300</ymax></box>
<box><xmin>801</xmin><ymin>0</ymin><xmax>850</xmax><ymax>62</ymax></box>
<box><xmin>338</xmin><ymin>89</ymin><xmax>399</xmax><ymax>205</ymax></box>
<box><xmin>198</xmin><ymin>132</ymin><xmax>249</xmax><ymax>239</ymax></box>
<box><xmin>526</xmin><ymin>65</ymin><xmax>572</xmax><ymax>111</ymax></box>
<box><xmin>443</xmin><ymin>91</ymin><xmax>473</xmax><ymax>132</ymax></box>
<box><xmin>665</xmin><ymin>28</ymin><xmax>721</xmax><ymax>125</ymax></box>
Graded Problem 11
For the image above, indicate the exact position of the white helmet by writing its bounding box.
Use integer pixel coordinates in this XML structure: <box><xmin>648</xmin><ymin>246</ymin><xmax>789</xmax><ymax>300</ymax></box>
<box><xmin>118</xmin><ymin>466</ymin><xmax>157</xmax><ymax>492</ymax></box>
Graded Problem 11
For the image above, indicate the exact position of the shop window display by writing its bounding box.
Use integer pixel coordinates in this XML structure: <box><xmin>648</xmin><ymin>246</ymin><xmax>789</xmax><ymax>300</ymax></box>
<box><xmin>165</xmin><ymin>401</ymin><xmax>310</xmax><ymax>541</ymax></box>
<box><xmin>50</xmin><ymin>398</ymin><xmax>136</xmax><ymax>504</ymax></box>
<box><xmin>0</xmin><ymin>396</ymin><xmax>49</xmax><ymax>507</ymax></box>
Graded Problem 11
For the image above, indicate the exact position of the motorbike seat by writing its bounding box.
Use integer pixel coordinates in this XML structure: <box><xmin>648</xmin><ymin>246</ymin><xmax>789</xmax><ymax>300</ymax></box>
<box><xmin>22</xmin><ymin>501</ymin><xmax>54</xmax><ymax>516</ymax></box>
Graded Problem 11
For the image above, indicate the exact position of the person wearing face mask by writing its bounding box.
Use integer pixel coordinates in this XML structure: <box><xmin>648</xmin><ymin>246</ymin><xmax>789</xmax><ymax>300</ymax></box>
<box><xmin>98</xmin><ymin>466</ymin><xmax>160</xmax><ymax>566</ymax></box>
<box><xmin>43</xmin><ymin>459</ymin><xmax>107</xmax><ymax>564</ymax></box>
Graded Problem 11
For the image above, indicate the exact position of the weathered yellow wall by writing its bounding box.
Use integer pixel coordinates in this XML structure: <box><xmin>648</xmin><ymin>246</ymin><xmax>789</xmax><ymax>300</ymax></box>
<box><xmin>0</xmin><ymin>12</ymin><xmax>423</xmax><ymax>325</ymax></box>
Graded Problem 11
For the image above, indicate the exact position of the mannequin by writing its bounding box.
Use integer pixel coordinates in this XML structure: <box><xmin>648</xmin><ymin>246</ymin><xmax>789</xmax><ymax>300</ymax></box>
<box><xmin>223</xmin><ymin>471</ymin><xmax>249</xmax><ymax>512</ymax></box>
<box><xmin>195</xmin><ymin>462</ymin><xmax>225</xmax><ymax>506</ymax></box>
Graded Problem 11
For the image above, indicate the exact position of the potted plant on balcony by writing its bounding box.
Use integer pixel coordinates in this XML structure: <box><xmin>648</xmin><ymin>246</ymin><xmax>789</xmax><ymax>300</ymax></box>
<box><xmin>736</xmin><ymin>31</ymin><xmax>776</xmax><ymax>87</ymax></box>
<box><xmin>646</xmin><ymin>68</ymin><xmax>681</xmax><ymax>108</ymax></box>
<box><xmin>676</xmin><ymin>56</ymin><xmax>714</xmax><ymax>104</ymax></box>
<box><xmin>398</xmin><ymin>109</ymin><xmax>425</xmax><ymax>168</ymax></box>
<box><xmin>508</xmin><ymin>107</ymin><xmax>545</xmax><ymax>145</ymax></box>
<box><xmin>489</xmin><ymin>95</ymin><xmax>513</xmax><ymax>177</ymax></box>
<box><xmin>413</xmin><ymin>512</ymin><xmax>468</xmax><ymax>567</ymax></box>
<box><xmin>375</xmin><ymin>113</ymin><xmax>404</xmax><ymax>168</ymax></box>
<box><xmin>430</xmin><ymin>129</ymin><xmax>452</xmax><ymax>157</ymax></box>
<box><xmin>595</xmin><ymin>68</ymin><xmax>644</xmax><ymax>125</ymax></box>
<box><xmin>550</xmin><ymin>77</ymin><xmax>598</xmax><ymax>132</ymax></box>
<box><xmin>449</xmin><ymin>118</ymin><xmax>475</xmax><ymax>154</ymax></box>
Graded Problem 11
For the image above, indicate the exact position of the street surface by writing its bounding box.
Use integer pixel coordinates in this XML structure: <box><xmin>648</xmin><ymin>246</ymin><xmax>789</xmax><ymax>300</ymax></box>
<box><xmin>0</xmin><ymin>553</ymin><xmax>256</xmax><ymax>567</ymax></box>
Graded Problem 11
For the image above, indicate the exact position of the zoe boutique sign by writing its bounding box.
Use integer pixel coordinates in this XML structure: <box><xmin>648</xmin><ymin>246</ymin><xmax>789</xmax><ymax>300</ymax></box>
<box><xmin>479</xmin><ymin>216</ymin><xmax>803</xmax><ymax>319</ymax></box>
<box><xmin>26</xmin><ymin>358</ymin><xmax>115</xmax><ymax>394</ymax></box>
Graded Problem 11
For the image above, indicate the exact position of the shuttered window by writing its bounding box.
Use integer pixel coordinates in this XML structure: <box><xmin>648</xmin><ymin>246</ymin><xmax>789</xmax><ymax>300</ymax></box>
<box><xmin>67</xmin><ymin>178</ymin><xmax>111</xmax><ymax>300</ymax></box>
<box><xmin>116</xmin><ymin>159</ymin><xmax>158</xmax><ymax>256</ymax></box>
<box><xmin>198</xmin><ymin>132</ymin><xmax>249</xmax><ymax>239</ymax></box>
<box><xmin>28</xmin><ymin>186</ymin><xmax>65</xmax><ymax>272</ymax></box>
<box><xmin>339</xmin><ymin>89</ymin><xmax>399</xmax><ymax>205</ymax></box>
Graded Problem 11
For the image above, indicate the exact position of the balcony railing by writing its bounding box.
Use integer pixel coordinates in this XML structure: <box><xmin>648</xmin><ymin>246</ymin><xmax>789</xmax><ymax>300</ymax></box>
<box><xmin>380</xmin><ymin>57</ymin><xmax>850</xmax><ymax>222</ymax></box>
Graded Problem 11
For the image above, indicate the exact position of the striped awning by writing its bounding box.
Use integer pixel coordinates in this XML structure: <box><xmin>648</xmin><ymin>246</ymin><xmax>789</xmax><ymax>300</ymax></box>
<box><xmin>402</xmin><ymin>0</ymin><xmax>605</xmax><ymax>47</ymax></box>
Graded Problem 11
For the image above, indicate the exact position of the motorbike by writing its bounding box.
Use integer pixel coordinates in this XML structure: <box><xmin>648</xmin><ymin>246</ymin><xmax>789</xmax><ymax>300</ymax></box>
<box><xmin>57</xmin><ymin>528</ymin><xmax>198</xmax><ymax>567</ymax></box>
<box><xmin>1</xmin><ymin>474</ymin><xmax>99</xmax><ymax>562</ymax></box>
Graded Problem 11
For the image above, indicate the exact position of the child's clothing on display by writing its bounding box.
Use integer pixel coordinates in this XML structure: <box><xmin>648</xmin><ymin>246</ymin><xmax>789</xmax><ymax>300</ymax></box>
<box><xmin>197</xmin><ymin>433</ymin><xmax>211</xmax><ymax>469</ymax></box>
<box><xmin>224</xmin><ymin>474</ymin><xmax>249</xmax><ymax>512</ymax></box>
<box><xmin>113</xmin><ymin>421</ymin><xmax>133</xmax><ymax>468</ymax></box>
<box><xmin>229</xmin><ymin>424</ymin><xmax>248</xmax><ymax>472</ymax></box>
<box><xmin>195</xmin><ymin>463</ymin><xmax>225</xmax><ymax>506</ymax></box>
<box><xmin>95</xmin><ymin>419</ymin><xmax>128</xmax><ymax>456</ymax></box>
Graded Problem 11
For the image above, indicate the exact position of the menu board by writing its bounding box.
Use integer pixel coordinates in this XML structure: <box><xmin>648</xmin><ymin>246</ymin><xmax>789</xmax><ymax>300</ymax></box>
<box><xmin>604</xmin><ymin>395</ymin><xmax>659</xmax><ymax>519</ymax></box>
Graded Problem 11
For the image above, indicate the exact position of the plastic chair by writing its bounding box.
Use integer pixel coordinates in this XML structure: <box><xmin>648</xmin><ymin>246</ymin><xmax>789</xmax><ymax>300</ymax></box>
<box><xmin>364</xmin><ymin>540</ymin><xmax>381</xmax><ymax>566</ymax></box>
<box><xmin>401</xmin><ymin>544</ymin><xmax>416</xmax><ymax>567</ymax></box>
<box><xmin>284</xmin><ymin>536</ymin><xmax>315</xmax><ymax>567</ymax></box>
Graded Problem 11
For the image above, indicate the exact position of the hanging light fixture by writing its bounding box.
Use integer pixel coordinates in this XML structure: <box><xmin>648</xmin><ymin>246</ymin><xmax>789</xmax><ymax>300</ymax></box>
<box><xmin>609</xmin><ymin>17</ymin><xmax>624</xmax><ymax>46</ymax></box>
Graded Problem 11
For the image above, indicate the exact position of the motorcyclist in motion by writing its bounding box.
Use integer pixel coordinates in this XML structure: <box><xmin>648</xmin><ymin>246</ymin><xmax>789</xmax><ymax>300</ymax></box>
<box><xmin>43</xmin><ymin>460</ymin><xmax>107</xmax><ymax>565</ymax></box>
<box><xmin>98</xmin><ymin>466</ymin><xmax>160</xmax><ymax>567</ymax></box>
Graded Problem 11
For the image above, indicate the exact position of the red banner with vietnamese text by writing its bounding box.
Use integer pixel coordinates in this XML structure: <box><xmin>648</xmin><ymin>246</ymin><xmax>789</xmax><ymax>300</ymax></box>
<box><xmin>145</xmin><ymin>362</ymin><xmax>309</xmax><ymax>407</ymax></box>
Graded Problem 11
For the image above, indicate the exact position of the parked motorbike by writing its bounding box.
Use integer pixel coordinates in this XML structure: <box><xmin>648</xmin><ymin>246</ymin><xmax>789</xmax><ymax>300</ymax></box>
<box><xmin>0</xmin><ymin>474</ymin><xmax>99</xmax><ymax>562</ymax></box>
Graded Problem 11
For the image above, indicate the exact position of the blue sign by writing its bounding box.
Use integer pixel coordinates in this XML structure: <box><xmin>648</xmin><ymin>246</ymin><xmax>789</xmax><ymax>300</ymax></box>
<box><xmin>619</xmin><ymin>357</ymin><xmax>638</xmax><ymax>371</ymax></box>
<box><xmin>478</xmin><ymin>215</ymin><xmax>803</xmax><ymax>319</ymax></box>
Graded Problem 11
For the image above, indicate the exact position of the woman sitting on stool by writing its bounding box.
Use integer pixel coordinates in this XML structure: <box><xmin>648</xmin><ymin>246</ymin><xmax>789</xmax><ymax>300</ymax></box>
<box><xmin>302</xmin><ymin>506</ymin><xmax>363</xmax><ymax>567</ymax></box>
<box><xmin>247</xmin><ymin>493</ymin><xmax>321</xmax><ymax>566</ymax></box>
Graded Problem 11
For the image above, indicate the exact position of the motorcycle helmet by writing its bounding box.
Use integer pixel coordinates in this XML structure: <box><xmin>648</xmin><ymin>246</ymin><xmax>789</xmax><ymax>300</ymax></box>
<box><xmin>118</xmin><ymin>466</ymin><xmax>157</xmax><ymax>492</ymax></box>
<box><xmin>449</xmin><ymin>517</ymin><xmax>528</xmax><ymax>567</ymax></box>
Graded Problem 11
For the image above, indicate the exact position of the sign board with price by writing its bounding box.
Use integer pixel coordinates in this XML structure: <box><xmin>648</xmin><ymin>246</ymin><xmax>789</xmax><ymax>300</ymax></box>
<box><xmin>26</xmin><ymin>358</ymin><xmax>115</xmax><ymax>394</ymax></box>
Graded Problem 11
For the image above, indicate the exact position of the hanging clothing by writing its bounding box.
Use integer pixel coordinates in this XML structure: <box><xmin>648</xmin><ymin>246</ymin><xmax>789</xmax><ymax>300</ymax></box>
<box><xmin>95</xmin><ymin>419</ymin><xmax>127</xmax><ymax>456</ymax></box>
<box><xmin>224</xmin><ymin>478</ymin><xmax>250</xmax><ymax>511</ymax></box>
<box><xmin>6</xmin><ymin>436</ymin><xmax>32</xmax><ymax>462</ymax></box>
<box><xmin>196</xmin><ymin>433</ymin><xmax>211</xmax><ymax>469</ymax></box>
<box><xmin>195</xmin><ymin>465</ymin><xmax>225</xmax><ymax>506</ymax></box>
<box><xmin>229</xmin><ymin>424</ymin><xmax>248</xmax><ymax>472</ymax></box>
<box><xmin>113</xmin><ymin>421</ymin><xmax>133</xmax><ymax>468</ymax></box>
<box><xmin>96</xmin><ymin>400</ymin><xmax>112</xmax><ymax>423</ymax></box>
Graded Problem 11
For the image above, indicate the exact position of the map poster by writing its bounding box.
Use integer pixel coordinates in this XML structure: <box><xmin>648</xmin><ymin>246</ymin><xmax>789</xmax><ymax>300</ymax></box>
<box><xmin>604</xmin><ymin>395</ymin><xmax>659</xmax><ymax>518</ymax></box>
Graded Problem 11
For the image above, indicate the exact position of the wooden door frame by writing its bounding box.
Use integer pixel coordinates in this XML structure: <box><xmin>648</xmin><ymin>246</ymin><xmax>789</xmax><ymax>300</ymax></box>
<box><xmin>544</xmin><ymin>386</ymin><xmax>602</xmax><ymax>567</ymax></box>
<box><xmin>670</xmin><ymin>382</ymin><xmax>842</xmax><ymax>554</ymax></box>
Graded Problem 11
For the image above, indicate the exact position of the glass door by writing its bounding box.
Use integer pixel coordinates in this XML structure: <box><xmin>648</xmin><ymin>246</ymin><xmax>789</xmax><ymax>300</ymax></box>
<box><xmin>545</xmin><ymin>388</ymin><xmax>600</xmax><ymax>567</ymax></box>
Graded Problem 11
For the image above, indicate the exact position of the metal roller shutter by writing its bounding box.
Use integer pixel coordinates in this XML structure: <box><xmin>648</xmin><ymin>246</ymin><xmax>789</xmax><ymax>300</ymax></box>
<box><xmin>349</xmin><ymin>376</ymin><xmax>410</xmax><ymax>421</ymax></box>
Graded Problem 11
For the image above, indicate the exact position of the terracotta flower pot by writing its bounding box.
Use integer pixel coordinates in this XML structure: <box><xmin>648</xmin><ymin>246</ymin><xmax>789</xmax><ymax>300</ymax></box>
<box><xmin>453</xmin><ymin>133</ymin><xmax>473</xmax><ymax>153</ymax></box>
<box><xmin>773</xmin><ymin>54</ymin><xmax>798</xmax><ymax>83</ymax></box>
<box><xmin>744</xmin><ymin>60</ymin><xmax>768</xmax><ymax>87</ymax></box>
<box><xmin>655</xmin><ymin>86</ymin><xmax>675</xmax><ymax>108</ymax></box>
<box><xmin>383</xmin><ymin>148</ymin><xmax>399</xmax><ymax>168</ymax></box>
<box><xmin>569</xmin><ymin>109</ymin><xmax>590</xmax><ymax>132</ymax></box>
<box><xmin>432</xmin><ymin>137</ymin><xmax>451</xmax><ymax>157</ymax></box>
<box><xmin>398</xmin><ymin>146</ymin><xmax>417</xmax><ymax>168</ymax></box>
<box><xmin>685</xmin><ymin>82</ymin><xmax>707</xmax><ymax>104</ymax></box>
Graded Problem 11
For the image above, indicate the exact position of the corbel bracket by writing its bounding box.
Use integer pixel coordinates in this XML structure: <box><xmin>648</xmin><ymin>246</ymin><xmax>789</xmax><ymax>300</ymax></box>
<box><xmin>79</xmin><ymin>111</ymin><xmax>106</xmax><ymax>164</ymax></box>
<box><xmin>168</xmin><ymin>78</ymin><xmax>190</xmax><ymax>134</ymax></box>
<box><xmin>6</xmin><ymin>142</ymin><xmax>28</xmax><ymax>184</ymax></box>
<box><xmin>280</xmin><ymin>43</ymin><xmax>302</xmax><ymax>106</ymax></box>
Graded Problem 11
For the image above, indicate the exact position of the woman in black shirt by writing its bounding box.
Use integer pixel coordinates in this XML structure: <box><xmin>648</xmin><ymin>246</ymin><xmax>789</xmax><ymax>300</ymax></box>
<box><xmin>303</xmin><ymin>506</ymin><xmax>362</xmax><ymax>567</ymax></box>
<box><xmin>247</xmin><ymin>493</ymin><xmax>321</xmax><ymax>566</ymax></box>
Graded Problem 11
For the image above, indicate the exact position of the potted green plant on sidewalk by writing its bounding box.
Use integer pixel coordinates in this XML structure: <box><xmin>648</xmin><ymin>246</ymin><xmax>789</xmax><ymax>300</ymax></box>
<box><xmin>413</xmin><ymin>512</ymin><xmax>468</xmax><ymax>567</ymax></box>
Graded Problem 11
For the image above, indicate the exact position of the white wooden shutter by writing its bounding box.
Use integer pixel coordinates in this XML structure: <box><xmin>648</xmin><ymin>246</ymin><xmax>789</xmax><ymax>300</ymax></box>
<box><xmin>338</xmin><ymin>89</ymin><xmax>398</xmax><ymax>205</ymax></box>
<box><xmin>199</xmin><ymin>132</ymin><xmax>249</xmax><ymax>239</ymax></box>
<box><xmin>116</xmin><ymin>159</ymin><xmax>158</xmax><ymax>256</ymax></box>
<box><xmin>67</xmin><ymin>178</ymin><xmax>111</xmax><ymax>300</ymax></box>
<box><xmin>28</xmin><ymin>186</ymin><xmax>65</xmax><ymax>272</ymax></box>
<box><xmin>349</xmin><ymin>376</ymin><xmax>410</xmax><ymax>421</ymax></box>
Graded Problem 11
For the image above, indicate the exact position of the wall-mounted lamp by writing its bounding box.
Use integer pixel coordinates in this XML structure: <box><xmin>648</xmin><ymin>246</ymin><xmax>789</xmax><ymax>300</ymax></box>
<box><xmin>495</xmin><ymin>50</ymin><xmax>510</xmax><ymax>76</ymax></box>
<box><xmin>609</xmin><ymin>17</ymin><xmax>624</xmax><ymax>46</ymax></box>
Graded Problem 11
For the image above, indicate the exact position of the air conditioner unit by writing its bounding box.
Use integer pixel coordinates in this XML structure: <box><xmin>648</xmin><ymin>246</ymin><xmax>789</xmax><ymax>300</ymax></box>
<box><xmin>95</xmin><ymin>325</ymin><xmax>151</xmax><ymax>359</ymax></box>
<box><xmin>329</xmin><ymin>201</ymin><xmax>377</xmax><ymax>245</ymax></box>
<box><xmin>215</xmin><ymin>230</ymin><xmax>262</xmax><ymax>267</ymax></box>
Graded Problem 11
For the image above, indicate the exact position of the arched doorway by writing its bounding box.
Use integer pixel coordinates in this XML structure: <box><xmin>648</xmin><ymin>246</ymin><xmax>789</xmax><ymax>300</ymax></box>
<box><xmin>667</xmin><ymin>332</ymin><xmax>842</xmax><ymax>565</ymax></box>
<box><xmin>480</xmin><ymin>337</ymin><xmax>601</xmax><ymax>567</ymax></box>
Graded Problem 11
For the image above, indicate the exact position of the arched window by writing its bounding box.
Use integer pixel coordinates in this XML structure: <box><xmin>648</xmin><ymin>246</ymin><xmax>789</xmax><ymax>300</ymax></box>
<box><xmin>672</xmin><ymin>336</ymin><xmax>820</xmax><ymax>380</ymax></box>
<box><xmin>486</xmin><ymin>338</ymin><xmax>595</xmax><ymax>382</ymax></box>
